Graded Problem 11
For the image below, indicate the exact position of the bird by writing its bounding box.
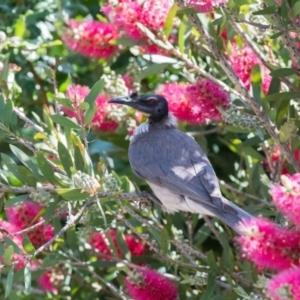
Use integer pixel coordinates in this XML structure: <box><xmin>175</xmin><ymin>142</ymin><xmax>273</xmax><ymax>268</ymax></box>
<box><xmin>109</xmin><ymin>92</ymin><xmax>253</xmax><ymax>234</ymax></box>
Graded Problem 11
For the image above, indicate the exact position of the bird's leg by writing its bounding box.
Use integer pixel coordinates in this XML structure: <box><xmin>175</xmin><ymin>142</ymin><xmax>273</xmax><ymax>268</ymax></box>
<box><xmin>139</xmin><ymin>191</ymin><xmax>162</xmax><ymax>209</ymax></box>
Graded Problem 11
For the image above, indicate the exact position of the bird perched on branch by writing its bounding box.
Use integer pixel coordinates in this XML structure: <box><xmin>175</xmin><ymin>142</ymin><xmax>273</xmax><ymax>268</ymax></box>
<box><xmin>109</xmin><ymin>92</ymin><xmax>253</xmax><ymax>234</ymax></box>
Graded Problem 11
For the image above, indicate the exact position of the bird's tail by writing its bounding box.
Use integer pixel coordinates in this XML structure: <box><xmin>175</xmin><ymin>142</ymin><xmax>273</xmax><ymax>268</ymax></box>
<box><xmin>216</xmin><ymin>197</ymin><xmax>253</xmax><ymax>234</ymax></box>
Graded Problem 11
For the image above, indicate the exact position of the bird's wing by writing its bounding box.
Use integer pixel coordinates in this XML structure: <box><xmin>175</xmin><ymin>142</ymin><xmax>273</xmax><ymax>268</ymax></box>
<box><xmin>128</xmin><ymin>129</ymin><xmax>237</xmax><ymax>215</ymax></box>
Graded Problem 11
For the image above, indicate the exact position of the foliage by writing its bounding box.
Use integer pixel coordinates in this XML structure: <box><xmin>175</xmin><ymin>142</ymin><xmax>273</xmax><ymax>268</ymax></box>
<box><xmin>0</xmin><ymin>0</ymin><xmax>300</xmax><ymax>299</ymax></box>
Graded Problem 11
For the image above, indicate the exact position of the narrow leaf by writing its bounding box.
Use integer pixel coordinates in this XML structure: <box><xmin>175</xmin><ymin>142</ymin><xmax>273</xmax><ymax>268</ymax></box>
<box><xmin>84</xmin><ymin>79</ymin><xmax>104</xmax><ymax>105</ymax></box>
<box><xmin>10</xmin><ymin>145</ymin><xmax>41</xmax><ymax>180</ymax></box>
<box><xmin>4</xmin><ymin>267</ymin><xmax>14</xmax><ymax>298</ymax></box>
<box><xmin>264</xmin><ymin>91</ymin><xmax>300</xmax><ymax>102</ymax></box>
<box><xmin>55</xmin><ymin>97</ymin><xmax>74</xmax><ymax>110</ymax></box>
<box><xmin>57</xmin><ymin>188</ymin><xmax>90</xmax><ymax>201</ymax></box>
<box><xmin>138</xmin><ymin>63</ymin><xmax>170</xmax><ymax>80</ymax></box>
<box><xmin>3</xmin><ymin>245</ymin><xmax>14</xmax><ymax>265</ymax></box>
<box><xmin>4</xmin><ymin>100</ymin><xmax>13</xmax><ymax>128</ymax></box>
<box><xmin>5</xmin><ymin>194</ymin><xmax>28</xmax><ymax>207</ymax></box>
<box><xmin>24</xmin><ymin>263</ymin><xmax>31</xmax><ymax>294</ymax></box>
<box><xmin>160</xmin><ymin>227</ymin><xmax>169</xmax><ymax>254</ymax></box>
<box><xmin>22</xmin><ymin>236</ymin><xmax>35</xmax><ymax>254</ymax></box>
<box><xmin>3</xmin><ymin>237</ymin><xmax>22</xmax><ymax>254</ymax></box>
<box><xmin>84</xmin><ymin>102</ymin><xmax>96</xmax><ymax>125</ymax></box>
<box><xmin>36</xmin><ymin>152</ymin><xmax>57</xmax><ymax>184</ymax></box>
<box><xmin>292</xmin><ymin>1</ymin><xmax>300</xmax><ymax>16</ymax></box>
<box><xmin>58</xmin><ymin>142</ymin><xmax>73</xmax><ymax>178</ymax></box>
<box><xmin>165</xmin><ymin>3</ymin><xmax>178</xmax><ymax>37</ymax></box>
<box><xmin>270</xmin><ymin>68</ymin><xmax>297</xmax><ymax>77</ymax></box>
<box><xmin>50</xmin><ymin>115</ymin><xmax>80</xmax><ymax>129</ymax></box>
<box><xmin>18</xmin><ymin>165</ymin><xmax>37</xmax><ymax>187</ymax></box>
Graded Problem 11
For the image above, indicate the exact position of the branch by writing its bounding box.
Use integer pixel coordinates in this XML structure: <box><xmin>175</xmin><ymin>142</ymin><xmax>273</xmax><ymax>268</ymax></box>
<box><xmin>173</xmin><ymin>0</ymin><xmax>300</xmax><ymax>173</ymax></box>
<box><xmin>13</xmin><ymin>107</ymin><xmax>44</xmax><ymax>133</ymax></box>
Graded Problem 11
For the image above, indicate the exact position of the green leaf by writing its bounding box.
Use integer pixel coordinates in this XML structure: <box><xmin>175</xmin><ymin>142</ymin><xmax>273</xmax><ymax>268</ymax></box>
<box><xmin>4</xmin><ymin>267</ymin><xmax>14</xmax><ymax>298</ymax></box>
<box><xmin>267</xmin><ymin>77</ymin><xmax>280</xmax><ymax>95</ymax></box>
<box><xmin>84</xmin><ymin>79</ymin><xmax>104</xmax><ymax>105</ymax></box>
<box><xmin>252</xmin><ymin>5</ymin><xmax>277</xmax><ymax>15</ymax></box>
<box><xmin>24</xmin><ymin>263</ymin><xmax>31</xmax><ymax>294</ymax></box>
<box><xmin>10</xmin><ymin>145</ymin><xmax>41</xmax><ymax>180</ymax></box>
<box><xmin>14</xmin><ymin>15</ymin><xmax>26</xmax><ymax>37</ymax></box>
<box><xmin>234</xmin><ymin>286</ymin><xmax>249</xmax><ymax>298</ymax></box>
<box><xmin>264</xmin><ymin>91</ymin><xmax>300</xmax><ymax>102</ymax></box>
<box><xmin>74</xmin><ymin>145</ymin><xmax>85</xmax><ymax>171</ymax></box>
<box><xmin>1</xmin><ymin>153</ymin><xmax>22</xmax><ymax>182</ymax></box>
<box><xmin>78</xmin><ymin>102</ymin><xmax>90</xmax><ymax>111</ymax></box>
<box><xmin>3</xmin><ymin>237</ymin><xmax>22</xmax><ymax>255</ymax></box>
<box><xmin>0</xmin><ymin>93</ymin><xmax>5</xmax><ymax>122</ymax></box>
<box><xmin>0</xmin><ymin>55</ymin><xmax>9</xmax><ymax>83</ymax></box>
<box><xmin>178</xmin><ymin>18</ymin><xmax>187</xmax><ymax>53</ymax></box>
<box><xmin>18</xmin><ymin>165</ymin><xmax>37</xmax><ymax>187</ymax></box>
<box><xmin>3</xmin><ymin>245</ymin><xmax>14</xmax><ymax>265</ymax></box>
<box><xmin>57</xmin><ymin>188</ymin><xmax>90</xmax><ymax>201</ymax></box>
<box><xmin>160</xmin><ymin>227</ymin><xmax>169</xmax><ymax>254</ymax></box>
<box><xmin>116</xmin><ymin>230</ymin><xmax>129</xmax><ymax>258</ymax></box>
<box><xmin>165</xmin><ymin>3</ymin><xmax>178</xmax><ymax>37</ymax></box>
<box><xmin>138</xmin><ymin>63</ymin><xmax>170</xmax><ymax>80</ymax></box>
<box><xmin>50</xmin><ymin>115</ymin><xmax>80</xmax><ymax>129</ymax></box>
<box><xmin>276</xmin><ymin>100</ymin><xmax>290</xmax><ymax>124</ymax></box>
<box><xmin>280</xmin><ymin>120</ymin><xmax>296</xmax><ymax>142</ymax></box>
<box><xmin>36</xmin><ymin>152</ymin><xmax>57</xmax><ymax>184</ymax></box>
<box><xmin>115</xmin><ymin>37</ymin><xmax>136</xmax><ymax>47</ymax></box>
<box><xmin>84</xmin><ymin>102</ymin><xmax>96</xmax><ymax>125</ymax></box>
<box><xmin>200</xmin><ymin>272</ymin><xmax>216</xmax><ymax>300</ymax></box>
<box><xmin>43</xmin><ymin>109</ymin><xmax>55</xmax><ymax>133</ymax></box>
<box><xmin>5</xmin><ymin>194</ymin><xmax>28</xmax><ymax>207</ymax></box>
<box><xmin>270</xmin><ymin>31</ymin><xmax>284</xmax><ymax>39</ymax></box>
<box><xmin>58</xmin><ymin>142</ymin><xmax>73</xmax><ymax>178</ymax></box>
<box><xmin>22</xmin><ymin>236</ymin><xmax>35</xmax><ymax>254</ymax></box>
<box><xmin>55</xmin><ymin>97</ymin><xmax>74</xmax><ymax>110</ymax></box>
<box><xmin>292</xmin><ymin>1</ymin><xmax>300</xmax><ymax>16</ymax></box>
<box><xmin>270</xmin><ymin>68</ymin><xmax>297</xmax><ymax>77</ymax></box>
<box><xmin>4</xmin><ymin>100</ymin><xmax>13</xmax><ymax>128</ymax></box>
<box><xmin>176</xmin><ymin>8</ymin><xmax>195</xmax><ymax>16</ymax></box>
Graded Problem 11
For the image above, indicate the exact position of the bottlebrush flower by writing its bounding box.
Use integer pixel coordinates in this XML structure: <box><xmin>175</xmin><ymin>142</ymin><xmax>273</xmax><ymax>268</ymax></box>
<box><xmin>36</xmin><ymin>271</ymin><xmax>58</xmax><ymax>292</ymax></box>
<box><xmin>270</xmin><ymin>174</ymin><xmax>300</xmax><ymax>227</ymax></box>
<box><xmin>266</xmin><ymin>267</ymin><xmax>300</xmax><ymax>300</ymax></box>
<box><xmin>157</xmin><ymin>83</ymin><xmax>192</xmax><ymax>122</ymax></box>
<box><xmin>6</xmin><ymin>201</ymin><xmax>54</xmax><ymax>248</ymax></box>
<box><xmin>102</xmin><ymin>0</ymin><xmax>172</xmax><ymax>40</ymax></box>
<box><xmin>186</xmin><ymin>0</ymin><xmax>227</xmax><ymax>12</ymax></box>
<box><xmin>88</xmin><ymin>229</ymin><xmax>145</xmax><ymax>258</ymax></box>
<box><xmin>125</xmin><ymin>267</ymin><xmax>178</xmax><ymax>300</ymax></box>
<box><xmin>63</xmin><ymin>84</ymin><xmax>119</xmax><ymax>132</ymax></box>
<box><xmin>62</xmin><ymin>20</ymin><xmax>119</xmax><ymax>59</ymax></box>
<box><xmin>185</xmin><ymin>77</ymin><xmax>230</xmax><ymax>124</ymax></box>
<box><xmin>236</xmin><ymin>218</ymin><xmax>300</xmax><ymax>271</ymax></box>
<box><xmin>228</xmin><ymin>45</ymin><xmax>271</xmax><ymax>95</ymax></box>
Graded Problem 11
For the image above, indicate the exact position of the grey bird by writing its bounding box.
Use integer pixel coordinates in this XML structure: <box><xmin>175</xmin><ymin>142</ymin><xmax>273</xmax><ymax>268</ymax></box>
<box><xmin>109</xmin><ymin>92</ymin><xmax>253</xmax><ymax>234</ymax></box>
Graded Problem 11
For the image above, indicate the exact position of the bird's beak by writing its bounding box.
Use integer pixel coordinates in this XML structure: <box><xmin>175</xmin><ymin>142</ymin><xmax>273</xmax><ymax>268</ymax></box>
<box><xmin>109</xmin><ymin>95</ymin><xmax>133</xmax><ymax>104</ymax></box>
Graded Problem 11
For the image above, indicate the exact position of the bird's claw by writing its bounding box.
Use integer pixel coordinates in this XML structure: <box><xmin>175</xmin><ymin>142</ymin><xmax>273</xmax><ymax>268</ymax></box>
<box><xmin>139</xmin><ymin>191</ymin><xmax>162</xmax><ymax>209</ymax></box>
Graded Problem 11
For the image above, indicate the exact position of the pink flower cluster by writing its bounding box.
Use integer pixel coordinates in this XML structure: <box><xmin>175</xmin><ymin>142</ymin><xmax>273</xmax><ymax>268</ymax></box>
<box><xmin>157</xmin><ymin>78</ymin><xmax>229</xmax><ymax>125</ymax></box>
<box><xmin>62</xmin><ymin>20</ymin><xmax>119</xmax><ymax>59</ymax></box>
<box><xmin>63</xmin><ymin>84</ymin><xmax>118</xmax><ymax>132</ymax></box>
<box><xmin>186</xmin><ymin>0</ymin><xmax>227</xmax><ymax>13</ymax></box>
<box><xmin>228</xmin><ymin>45</ymin><xmax>271</xmax><ymax>95</ymax></box>
<box><xmin>88</xmin><ymin>229</ymin><xmax>146</xmax><ymax>258</ymax></box>
<box><xmin>6</xmin><ymin>200</ymin><xmax>54</xmax><ymax>248</ymax></box>
<box><xmin>125</xmin><ymin>267</ymin><xmax>178</xmax><ymax>300</ymax></box>
<box><xmin>237</xmin><ymin>173</ymin><xmax>300</xmax><ymax>299</ymax></box>
<box><xmin>1</xmin><ymin>201</ymin><xmax>58</xmax><ymax>292</ymax></box>
<box><xmin>102</xmin><ymin>0</ymin><xmax>172</xmax><ymax>40</ymax></box>
<box><xmin>270</xmin><ymin>174</ymin><xmax>300</xmax><ymax>227</ymax></box>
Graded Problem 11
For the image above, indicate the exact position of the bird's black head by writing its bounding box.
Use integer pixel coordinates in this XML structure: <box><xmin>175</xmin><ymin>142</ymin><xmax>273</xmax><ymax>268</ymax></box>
<box><xmin>109</xmin><ymin>92</ymin><xmax>168</xmax><ymax>123</ymax></box>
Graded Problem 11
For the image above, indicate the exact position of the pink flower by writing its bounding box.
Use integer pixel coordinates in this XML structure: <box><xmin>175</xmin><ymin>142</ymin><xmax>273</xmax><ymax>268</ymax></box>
<box><xmin>236</xmin><ymin>218</ymin><xmax>300</xmax><ymax>271</ymax></box>
<box><xmin>266</xmin><ymin>267</ymin><xmax>300</xmax><ymax>300</ymax></box>
<box><xmin>125</xmin><ymin>267</ymin><xmax>178</xmax><ymax>300</ymax></box>
<box><xmin>157</xmin><ymin>83</ymin><xmax>192</xmax><ymax>122</ymax></box>
<box><xmin>270</xmin><ymin>174</ymin><xmax>300</xmax><ymax>227</ymax></box>
<box><xmin>228</xmin><ymin>45</ymin><xmax>271</xmax><ymax>94</ymax></box>
<box><xmin>63</xmin><ymin>84</ymin><xmax>119</xmax><ymax>131</ymax></box>
<box><xmin>102</xmin><ymin>0</ymin><xmax>172</xmax><ymax>40</ymax></box>
<box><xmin>36</xmin><ymin>271</ymin><xmax>58</xmax><ymax>292</ymax></box>
<box><xmin>186</xmin><ymin>0</ymin><xmax>227</xmax><ymax>12</ymax></box>
<box><xmin>62</xmin><ymin>20</ymin><xmax>119</xmax><ymax>59</ymax></box>
<box><xmin>92</xmin><ymin>94</ymin><xmax>118</xmax><ymax>132</ymax></box>
<box><xmin>6</xmin><ymin>201</ymin><xmax>54</xmax><ymax>248</ymax></box>
<box><xmin>185</xmin><ymin>77</ymin><xmax>229</xmax><ymax>124</ymax></box>
<box><xmin>89</xmin><ymin>229</ymin><xmax>145</xmax><ymax>258</ymax></box>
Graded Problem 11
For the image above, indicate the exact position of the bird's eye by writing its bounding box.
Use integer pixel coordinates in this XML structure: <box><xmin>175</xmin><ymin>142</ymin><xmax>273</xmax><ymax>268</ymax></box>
<box><xmin>148</xmin><ymin>97</ymin><xmax>157</xmax><ymax>106</ymax></box>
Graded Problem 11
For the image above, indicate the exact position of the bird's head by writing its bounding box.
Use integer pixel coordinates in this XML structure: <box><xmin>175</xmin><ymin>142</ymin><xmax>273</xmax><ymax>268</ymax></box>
<box><xmin>109</xmin><ymin>92</ymin><xmax>168</xmax><ymax>122</ymax></box>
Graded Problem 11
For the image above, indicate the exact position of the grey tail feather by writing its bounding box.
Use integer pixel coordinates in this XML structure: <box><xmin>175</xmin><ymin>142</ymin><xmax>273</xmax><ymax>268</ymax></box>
<box><xmin>216</xmin><ymin>197</ymin><xmax>253</xmax><ymax>234</ymax></box>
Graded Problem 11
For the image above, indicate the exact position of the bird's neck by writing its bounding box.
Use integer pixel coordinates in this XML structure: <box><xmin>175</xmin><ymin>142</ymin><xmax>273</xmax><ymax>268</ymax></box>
<box><xmin>133</xmin><ymin>113</ymin><xmax>177</xmax><ymax>137</ymax></box>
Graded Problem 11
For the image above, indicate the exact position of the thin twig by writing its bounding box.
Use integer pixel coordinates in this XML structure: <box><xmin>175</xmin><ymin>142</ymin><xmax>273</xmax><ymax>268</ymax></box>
<box><xmin>13</xmin><ymin>107</ymin><xmax>44</xmax><ymax>132</ymax></box>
